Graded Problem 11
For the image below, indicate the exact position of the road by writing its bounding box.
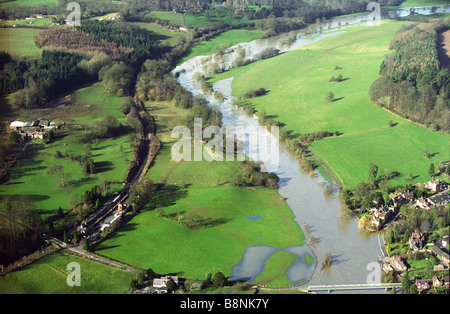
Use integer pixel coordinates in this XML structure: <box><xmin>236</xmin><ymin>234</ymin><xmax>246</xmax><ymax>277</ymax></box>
<box><xmin>45</xmin><ymin>235</ymin><xmax>140</xmax><ymax>273</ymax></box>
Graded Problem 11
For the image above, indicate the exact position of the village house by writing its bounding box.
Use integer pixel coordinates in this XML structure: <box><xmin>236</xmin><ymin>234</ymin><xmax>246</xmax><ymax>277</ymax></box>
<box><xmin>390</xmin><ymin>190</ymin><xmax>414</xmax><ymax>206</ymax></box>
<box><xmin>431</xmin><ymin>246</ymin><xmax>449</xmax><ymax>267</ymax></box>
<box><xmin>415</xmin><ymin>279</ymin><xmax>431</xmax><ymax>291</ymax></box>
<box><xmin>434</xmin><ymin>264</ymin><xmax>445</xmax><ymax>271</ymax></box>
<box><xmin>153</xmin><ymin>276</ymin><xmax>179</xmax><ymax>291</ymax></box>
<box><xmin>367</xmin><ymin>205</ymin><xmax>397</xmax><ymax>230</ymax></box>
<box><xmin>392</xmin><ymin>255</ymin><xmax>407</xmax><ymax>272</ymax></box>
<box><xmin>432</xmin><ymin>275</ymin><xmax>450</xmax><ymax>288</ymax></box>
<box><xmin>427</xmin><ymin>190</ymin><xmax>450</xmax><ymax>207</ymax></box>
<box><xmin>414</xmin><ymin>190</ymin><xmax>450</xmax><ymax>210</ymax></box>
<box><xmin>415</xmin><ymin>196</ymin><xmax>431</xmax><ymax>210</ymax></box>
<box><xmin>416</xmin><ymin>178</ymin><xmax>447</xmax><ymax>192</ymax></box>
<box><xmin>409</xmin><ymin>233</ymin><xmax>425</xmax><ymax>251</ymax></box>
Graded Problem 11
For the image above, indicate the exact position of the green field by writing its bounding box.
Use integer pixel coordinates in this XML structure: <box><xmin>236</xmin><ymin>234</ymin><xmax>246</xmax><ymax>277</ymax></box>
<box><xmin>211</xmin><ymin>21</ymin><xmax>449</xmax><ymax>189</ymax></box>
<box><xmin>133</xmin><ymin>22</ymin><xmax>190</xmax><ymax>47</ymax></box>
<box><xmin>148</xmin><ymin>9</ymin><xmax>253</xmax><ymax>28</ymax></box>
<box><xmin>180</xmin><ymin>28</ymin><xmax>263</xmax><ymax>64</ymax></box>
<box><xmin>0</xmin><ymin>17</ymin><xmax>61</xmax><ymax>28</ymax></box>
<box><xmin>95</xmin><ymin>100</ymin><xmax>306</xmax><ymax>285</ymax></box>
<box><xmin>0</xmin><ymin>82</ymin><xmax>133</xmax><ymax>218</ymax></box>
<box><xmin>0</xmin><ymin>0</ymin><xmax>58</xmax><ymax>8</ymax></box>
<box><xmin>0</xmin><ymin>28</ymin><xmax>42</xmax><ymax>58</ymax></box>
<box><xmin>0</xmin><ymin>251</ymin><xmax>134</xmax><ymax>294</ymax></box>
<box><xmin>398</xmin><ymin>0</ymin><xmax>450</xmax><ymax>7</ymax></box>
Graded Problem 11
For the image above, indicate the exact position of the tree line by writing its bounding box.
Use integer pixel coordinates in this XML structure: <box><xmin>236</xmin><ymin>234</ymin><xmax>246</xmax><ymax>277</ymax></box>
<box><xmin>7</xmin><ymin>50</ymin><xmax>86</xmax><ymax>108</ymax></box>
<box><xmin>369</xmin><ymin>22</ymin><xmax>450</xmax><ymax>133</ymax></box>
<box><xmin>34</xmin><ymin>27</ymin><xmax>132</xmax><ymax>60</ymax></box>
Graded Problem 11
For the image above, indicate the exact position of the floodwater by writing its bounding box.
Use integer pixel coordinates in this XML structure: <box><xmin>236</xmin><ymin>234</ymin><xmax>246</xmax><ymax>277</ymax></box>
<box><xmin>172</xmin><ymin>4</ymin><xmax>450</xmax><ymax>291</ymax></box>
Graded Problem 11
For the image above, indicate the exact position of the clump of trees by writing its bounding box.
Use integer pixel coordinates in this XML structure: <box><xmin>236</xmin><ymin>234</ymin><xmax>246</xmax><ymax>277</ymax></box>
<box><xmin>6</xmin><ymin>50</ymin><xmax>86</xmax><ymax>108</ymax></box>
<box><xmin>325</xmin><ymin>91</ymin><xmax>335</xmax><ymax>102</ymax></box>
<box><xmin>329</xmin><ymin>74</ymin><xmax>343</xmax><ymax>82</ymax></box>
<box><xmin>243</xmin><ymin>87</ymin><xmax>267</xmax><ymax>98</ymax></box>
<box><xmin>297</xmin><ymin>130</ymin><xmax>334</xmax><ymax>144</ymax></box>
<box><xmin>128</xmin><ymin>179</ymin><xmax>158</xmax><ymax>211</ymax></box>
<box><xmin>369</xmin><ymin>22</ymin><xmax>450</xmax><ymax>133</ymax></box>
<box><xmin>99</xmin><ymin>61</ymin><xmax>135</xmax><ymax>96</ymax></box>
<box><xmin>233</xmin><ymin>160</ymin><xmax>280</xmax><ymax>189</ymax></box>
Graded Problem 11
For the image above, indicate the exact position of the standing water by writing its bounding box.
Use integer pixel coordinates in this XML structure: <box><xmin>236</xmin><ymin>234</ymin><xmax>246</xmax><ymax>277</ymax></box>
<box><xmin>171</xmin><ymin>4</ymin><xmax>450</xmax><ymax>292</ymax></box>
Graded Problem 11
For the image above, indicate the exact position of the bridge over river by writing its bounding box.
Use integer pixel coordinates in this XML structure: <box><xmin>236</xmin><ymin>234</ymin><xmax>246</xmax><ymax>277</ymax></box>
<box><xmin>306</xmin><ymin>283</ymin><xmax>402</xmax><ymax>293</ymax></box>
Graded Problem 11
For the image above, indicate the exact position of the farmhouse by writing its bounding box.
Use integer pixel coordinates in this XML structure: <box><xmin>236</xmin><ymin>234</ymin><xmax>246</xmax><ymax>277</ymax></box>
<box><xmin>9</xmin><ymin>119</ymin><xmax>56</xmax><ymax>140</ymax></box>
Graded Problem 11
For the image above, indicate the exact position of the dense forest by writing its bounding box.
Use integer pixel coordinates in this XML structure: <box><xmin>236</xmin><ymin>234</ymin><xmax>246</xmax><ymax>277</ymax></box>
<box><xmin>34</xmin><ymin>28</ymin><xmax>132</xmax><ymax>59</ymax></box>
<box><xmin>0</xmin><ymin>16</ymin><xmax>174</xmax><ymax>105</ymax></box>
<box><xmin>369</xmin><ymin>22</ymin><xmax>450</xmax><ymax>133</ymax></box>
<box><xmin>2</xmin><ymin>50</ymin><xmax>86</xmax><ymax>108</ymax></box>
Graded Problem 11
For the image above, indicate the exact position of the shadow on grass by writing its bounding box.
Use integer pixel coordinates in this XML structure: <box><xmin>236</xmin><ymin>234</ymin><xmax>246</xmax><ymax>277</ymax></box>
<box><xmin>69</xmin><ymin>175</ymin><xmax>95</xmax><ymax>188</ymax></box>
<box><xmin>94</xmin><ymin>160</ymin><xmax>114</xmax><ymax>173</ymax></box>
<box><xmin>145</xmin><ymin>184</ymin><xmax>189</xmax><ymax>212</ymax></box>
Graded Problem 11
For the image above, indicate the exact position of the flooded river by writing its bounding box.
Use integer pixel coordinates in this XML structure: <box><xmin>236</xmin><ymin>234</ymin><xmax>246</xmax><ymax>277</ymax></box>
<box><xmin>171</xmin><ymin>4</ymin><xmax>449</xmax><ymax>292</ymax></box>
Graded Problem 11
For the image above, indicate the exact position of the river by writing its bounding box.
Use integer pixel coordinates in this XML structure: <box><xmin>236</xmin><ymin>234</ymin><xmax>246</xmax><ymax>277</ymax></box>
<box><xmin>171</xmin><ymin>4</ymin><xmax>450</xmax><ymax>292</ymax></box>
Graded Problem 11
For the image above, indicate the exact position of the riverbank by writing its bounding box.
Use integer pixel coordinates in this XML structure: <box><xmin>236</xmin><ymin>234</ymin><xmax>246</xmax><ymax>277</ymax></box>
<box><xmin>212</xmin><ymin>20</ymin><xmax>449</xmax><ymax>190</ymax></box>
<box><xmin>93</xmin><ymin>99</ymin><xmax>310</xmax><ymax>286</ymax></box>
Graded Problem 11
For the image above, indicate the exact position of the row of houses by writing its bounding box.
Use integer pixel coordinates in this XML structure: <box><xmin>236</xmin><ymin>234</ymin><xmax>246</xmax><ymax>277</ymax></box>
<box><xmin>408</xmin><ymin>233</ymin><xmax>449</xmax><ymax>265</ymax></box>
<box><xmin>391</xmin><ymin>244</ymin><xmax>449</xmax><ymax>272</ymax></box>
<box><xmin>389</xmin><ymin>233</ymin><xmax>449</xmax><ymax>292</ymax></box>
<box><xmin>364</xmin><ymin>179</ymin><xmax>449</xmax><ymax>231</ymax></box>
<box><xmin>415</xmin><ymin>275</ymin><xmax>450</xmax><ymax>292</ymax></box>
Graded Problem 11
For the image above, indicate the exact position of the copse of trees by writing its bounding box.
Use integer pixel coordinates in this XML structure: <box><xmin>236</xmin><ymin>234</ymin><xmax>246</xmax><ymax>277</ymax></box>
<box><xmin>77</xmin><ymin>115</ymin><xmax>125</xmax><ymax>144</ymax></box>
<box><xmin>235</xmin><ymin>160</ymin><xmax>280</xmax><ymax>189</ymax></box>
<box><xmin>7</xmin><ymin>50</ymin><xmax>86</xmax><ymax>108</ymax></box>
<box><xmin>99</xmin><ymin>61</ymin><xmax>135</xmax><ymax>96</ymax></box>
<box><xmin>244</xmin><ymin>87</ymin><xmax>267</xmax><ymax>98</ymax></box>
<box><xmin>369</xmin><ymin>22</ymin><xmax>450</xmax><ymax>133</ymax></box>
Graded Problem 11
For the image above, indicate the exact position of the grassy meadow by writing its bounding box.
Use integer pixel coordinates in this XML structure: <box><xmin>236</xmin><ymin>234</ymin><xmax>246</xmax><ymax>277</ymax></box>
<box><xmin>180</xmin><ymin>28</ymin><xmax>263</xmax><ymax>64</ymax></box>
<box><xmin>0</xmin><ymin>82</ymin><xmax>133</xmax><ymax>219</ymax></box>
<box><xmin>210</xmin><ymin>20</ymin><xmax>449</xmax><ymax>189</ymax></box>
<box><xmin>0</xmin><ymin>0</ymin><xmax>58</xmax><ymax>8</ymax></box>
<box><xmin>148</xmin><ymin>9</ymin><xmax>253</xmax><ymax>28</ymax></box>
<box><xmin>398</xmin><ymin>0</ymin><xmax>450</xmax><ymax>6</ymax></box>
<box><xmin>133</xmin><ymin>22</ymin><xmax>190</xmax><ymax>47</ymax></box>
<box><xmin>0</xmin><ymin>251</ymin><xmax>134</xmax><ymax>294</ymax></box>
<box><xmin>0</xmin><ymin>28</ymin><xmax>42</xmax><ymax>58</ymax></box>
<box><xmin>94</xmin><ymin>100</ymin><xmax>306</xmax><ymax>286</ymax></box>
